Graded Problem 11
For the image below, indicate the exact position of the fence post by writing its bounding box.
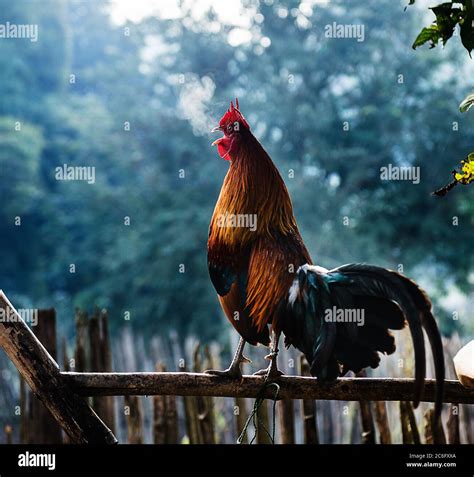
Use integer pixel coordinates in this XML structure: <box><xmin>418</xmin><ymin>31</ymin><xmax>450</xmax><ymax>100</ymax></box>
<box><xmin>447</xmin><ymin>403</ymin><xmax>460</xmax><ymax>444</ymax></box>
<box><xmin>27</xmin><ymin>309</ymin><xmax>62</xmax><ymax>444</ymax></box>
<box><xmin>0</xmin><ymin>291</ymin><xmax>117</xmax><ymax>444</ymax></box>
<box><xmin>357</xmin><ymin>371</ymin><xmax>375</xmax><ymax>444</ymax></box>
<box><xmin>374</xmin><ymin>401</ymin><xmax>391</xmax><ymax>444</ymax></box>
<box><xmin>299</xmin><ymin>355</ymin><xmax>319</xmax><ymax>444</ymax></box>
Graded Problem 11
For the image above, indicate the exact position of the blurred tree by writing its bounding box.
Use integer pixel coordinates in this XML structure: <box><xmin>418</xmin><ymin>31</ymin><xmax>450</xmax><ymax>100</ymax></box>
<box><xmin>0</xmin><ymin>0</ymin><xmax>472</xmax><ymax>341</ymax></box>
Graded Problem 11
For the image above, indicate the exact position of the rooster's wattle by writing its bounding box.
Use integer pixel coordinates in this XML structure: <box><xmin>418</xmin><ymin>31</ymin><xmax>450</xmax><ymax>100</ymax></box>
<box><xmin>206</xmin><ymin>100</ymin><xmax>445</xmax><ymax>421</ymax></box>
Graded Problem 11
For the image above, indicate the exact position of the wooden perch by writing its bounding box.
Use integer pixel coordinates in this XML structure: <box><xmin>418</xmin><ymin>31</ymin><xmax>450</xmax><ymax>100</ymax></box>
<box><xmin>0</xmin><ymin>291</ymin><xmax>117</xmax><ymax>444</ymax></box>
<box><xmin>63</xmin><ymin>372</ymin><xmax>474</xmax><ymax>404</ymax></box>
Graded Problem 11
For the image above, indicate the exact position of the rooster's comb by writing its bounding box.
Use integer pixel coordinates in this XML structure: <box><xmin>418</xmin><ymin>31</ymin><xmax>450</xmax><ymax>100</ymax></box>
<box><xmin>218</xmin><ymin>98</ymin><xmax>250</xmax><ymax>129</ymax></box>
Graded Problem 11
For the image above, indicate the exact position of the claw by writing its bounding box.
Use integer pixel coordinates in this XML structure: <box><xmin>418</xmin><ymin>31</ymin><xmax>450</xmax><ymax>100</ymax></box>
<box><xmin>253</xmin><ymin>365</ymin><xmax>284</xmax><ymax>380</ymax></box>
<box><xmin>205</xmin><ymin>367</ymin><xmax>242</xmax><ymax>380</ymax></box>
<box><xmin>241</xmin><ymin>355</ymin><xmax>252</xmax><ymax>364</ymax></box>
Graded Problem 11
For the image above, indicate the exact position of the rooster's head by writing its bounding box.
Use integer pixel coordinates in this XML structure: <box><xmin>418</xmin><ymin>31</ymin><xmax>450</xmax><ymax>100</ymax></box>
<box><xmin>211</xmin><ymin>99</ymin><xmax>250</xmax><ymax>160</ymax></box>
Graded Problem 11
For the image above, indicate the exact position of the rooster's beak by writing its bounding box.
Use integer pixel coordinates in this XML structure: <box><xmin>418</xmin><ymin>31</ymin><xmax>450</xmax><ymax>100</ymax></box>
<box><xmin>211</xmin><ymin>125</ymin><xmax>222</xmax><ymax>133</ymax></box>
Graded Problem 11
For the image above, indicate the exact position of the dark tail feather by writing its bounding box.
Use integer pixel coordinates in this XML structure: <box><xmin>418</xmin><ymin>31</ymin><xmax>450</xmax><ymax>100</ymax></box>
<box><xmin>395</xmin><ymin>274</ymin><xmax>445</xmax><ymax>421</ymax></box>
<box><xmin>287</xmin><ymin>263</ymin><xmax>445</xmax><ymax>422</ymax></box>
<box><xmin>422</xmin><ymin>311</ymin><xmax>445</xmax><ymax>422</ymax></box>
<box><xmin>335</xmin><ymin>264</ymin><xmax>428</xmax><ymax>408</ymax></box>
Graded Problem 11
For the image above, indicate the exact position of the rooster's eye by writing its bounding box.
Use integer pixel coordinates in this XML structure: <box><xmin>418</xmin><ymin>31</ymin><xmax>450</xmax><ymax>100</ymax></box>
<box><xmin>226</xmin><ymin>124</ymin><xmax>233</xmax><ymax>133</ymax></box>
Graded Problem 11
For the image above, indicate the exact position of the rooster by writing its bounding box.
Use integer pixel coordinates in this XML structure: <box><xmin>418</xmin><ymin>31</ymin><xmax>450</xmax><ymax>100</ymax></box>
<box><xmin>206</xmin><ymin>99</ymin><xmax>445</xmax><ymax>421</ymax></box>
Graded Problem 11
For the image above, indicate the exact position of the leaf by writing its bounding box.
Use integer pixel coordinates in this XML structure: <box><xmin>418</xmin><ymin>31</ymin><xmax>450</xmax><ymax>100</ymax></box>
<box><xmin>460</xmin><ymin>0</ymin><xmax>474</xmax><ymax>54</ymax></box>
<box><xmin>412</xmin><ymin>26</ymin><xmax>440</xmax><ymax>49</ymax></box>
<box><xmin>459</xmin><ymin>93</ymin><xmax>474</xmax><ymax>112</ymax></box>
<box><xmin>432</xmin><ymin>4</ymin><xmax>461</xmax><ymax>45</ymax></box>
<box><xmin>412</xmin><ymin>3</ymin><xmax>464</xmax><ymax>50</ymax></box>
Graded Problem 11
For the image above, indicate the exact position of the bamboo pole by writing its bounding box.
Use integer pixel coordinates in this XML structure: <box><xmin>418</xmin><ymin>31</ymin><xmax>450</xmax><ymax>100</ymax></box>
<box><xmin>89</xmin><ymin>309</ymin><xmax>116</xmax><ymax>433</ymax></box>
<box><xmin>299</xmin><ymin>355</ymin><xmax>318</xmax><ymax>444</ymax></box>
<box><xmin>19</xmin><ymin>377</ymin><xmax>27</xmax><ymax>444</ymax></box>
<box><xmin>234</xmin><ymin>397</ymin><xmax>248</xmax><ymax>444</ymax></box>
<box><xmin>124</xmin><ymin>395</ymin><xmax>144</xmax><ymax>444</ymax></box>
<box><xmin>424</xmin><ymin>408</ymin><xmax>446</xmax><ymax>444</ymax></box>
<box><xmin>153</xmin><ymin>363</ymin><xmax>167</xmax><ymax>444</ymax></box>
<box><xmin>28</xmin><ymin>309</ymin><xmax>62</xmax><ymax>444</ymax></box>
<box><xmin>193</xmin><ymin>344</ymin><xmax>215</xmax><ymax>444</ymax></box>
<box><xmin>400</xmin><ymin>401</ymin><xmax>420</xmax><ymax>444</ymax></box>
<box><xmin>400</xmin><ymin>401</ymin><xmax>412</xmax><ymax>443</ymax></box>
<box><xmin>374</xmin><ymin>401</ymin><xmax>391</xmax><ymax>444</ymax></box>
<box><xmin>5</xmin><ymin>425</ymin><xmax>12</xmax><ymax>444</ymax></box>
<box><xmin>182</xmin><ymin>357</ymin><xmax>203</xmax><ymax>444</ymax></box>
<box><xmin>63</xmin><ymin>372</ymin><xmax>474</xmax><ymax>403</ymax></box>
<box><xmin>357</xmin><ymin>370</ymin><xmax>375</xmax><ymax>444</ymax></box>
<box><xmin>359</xmin><ymin>400</ymin><xmax>375</xmax><ymax>444</ymax></box>
<box><xmin>405</xmin><ymin>401</ymin><xmax>421</xmax><ymax>444</ymax></box>
<box><xmin>74</xmin><ymin>308</ymin><xmax>88</xmax><ymax>373</ymax></box>
<box><xmin>0</xmin><ymin>291</ymin><xmax>117</xmax><ymax>444</ymax></box>
<box><xmin>278</xmin><ymin>399</ymin><xmax>295</xmax><ymax>443</ymax></box>
<box><xmin>447</xmin><ymin>403</ymin><xmax>460</xmax><ymax>444</ymax></box>
<box><xmin>153</xmin><ymin>363</ymin><xmax>179</xmax><ymax>444</ymax></box>
<box><xmin>256</xmin><ymin>400</ymin><xmax>272</xmax><ymax>444</ymax></box>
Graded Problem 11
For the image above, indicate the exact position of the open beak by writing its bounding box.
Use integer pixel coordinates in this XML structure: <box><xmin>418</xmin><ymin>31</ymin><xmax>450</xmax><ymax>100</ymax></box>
<box><xmin>211</xmin><ymin>125</ymin><xmax>224</xmax><ymax>146</ymax></box>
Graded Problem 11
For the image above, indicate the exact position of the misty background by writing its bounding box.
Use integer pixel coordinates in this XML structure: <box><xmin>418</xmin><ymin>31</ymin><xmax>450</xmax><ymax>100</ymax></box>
<box><xmin>1</xmin><ymin>0</ymin><xmax>473</xmax><ymax>352</ymax></box>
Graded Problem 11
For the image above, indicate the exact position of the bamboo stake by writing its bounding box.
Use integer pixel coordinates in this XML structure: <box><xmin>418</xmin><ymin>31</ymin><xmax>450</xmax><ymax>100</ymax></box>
<box><xmin>193</xmin><ymin>344</ymin><xmax>215</xmax><ymax>444</ymax></box>
<box><xmin>165</xmin><ymin>393</ymin><xmax>179</xmax><ymax>444</ymax></box>
<box><xmin>74</xmin><ymin>308</ymin><xmax>88</xmax><ymax>373</ymax></box>
<box><xmin>182</xmin><ymin>356</ymin><xmax>203</xmax><ymax>444</ymax></box>
<box><xmin>19</xmin><ymin>377</ymin><xmax>27</xmax><ymax>444</ymax></box>
<box><xmin>447</xmin><ymin>403</ymin><xmax>460</xmax><ymax>444</ymax></box>
<box><xmin>400</xmin><ymin>401</ymin><xmax>412</xmax><ymax>443</ymax></box>
<box><xmin>153</xmin><ymin>363</ymin><xmax>167</xmax><ymax>444</ymax></box>
<box><xmin>400</xmin><ymin>401</ymin><xmax>420</xmax><ymax>444</ymax></box>
<box><xmin>278</xmin><ymin>399</ymin><xmax>295</xmax><ymax>443</ymax></box>
<box><xmin>27</xmin><ymin>309</ymin><xmax>63</xmax><ymax>443</ymax></box>
<box><xmin>359</xmin><ymin>400</ymin><xmax>375</xmax><ymax>444</ymax></box>
<box><xmin>124</xmin><ymin>395</ymin><xmax>144</xmax><ymax>444</ymax></box>
<box><xmin>234</xmin><ymin>397</ymin><xmax>248</xmax><ymax>444</ymax></box>
<box><xmin>5</xmin><ymin>425</ymin><xmax>12</xmax><ymax>444</ymax></box>
<box><xmin>424</xmin><ymin>408</ymin><xmax>446</xmax><ymax>444</ymax></box>
<box><xmin>256</xmin><ymin>400</ymin><xmax>272</xmax><ymax>444</ymax></box>
<box><xmin>357</xmin><ymin>371</ymin><xmax>375</xmax><ymax>444</ymax></box>
<box><xmin>89</xmin><ymin>309</ymin><xmax>116</xmax><ymax>433</ymax></box>
<box><xmin>153</xmin><ymin>363</ymin><xmax>179</xmax><ymax>444</ymax></box>
<box><xmin>374</xmin><ymin>401</ymin><xmax>391</xmax><ymax>444</ymax></box>
<box><xmin>299</xmin><ymin>355</ymin><xmax>318</xmax><ymax>444</ymax></box>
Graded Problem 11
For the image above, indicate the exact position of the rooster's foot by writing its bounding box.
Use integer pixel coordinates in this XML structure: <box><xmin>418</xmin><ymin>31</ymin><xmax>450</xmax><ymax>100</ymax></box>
<box><xmin>204</xmin><ymin>366</ymin><xmax>242</xmax><ymax>379</ymax></box>
<box><xmin>204</xmin><ymin>354</ymin><xmax>250</xmax><ymax>380</ymax></box>
<box><xmin>253</xmin><ymin>352</ymin><xmax>283</xmax><ymax>380</ymax></box>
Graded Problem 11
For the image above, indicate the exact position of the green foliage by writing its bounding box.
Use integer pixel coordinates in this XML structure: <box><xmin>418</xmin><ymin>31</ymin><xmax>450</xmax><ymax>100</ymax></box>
<box><xmin>411</xmin><ymin>0</ymin><xmax>474</xmax><ymax>54</ymax></box>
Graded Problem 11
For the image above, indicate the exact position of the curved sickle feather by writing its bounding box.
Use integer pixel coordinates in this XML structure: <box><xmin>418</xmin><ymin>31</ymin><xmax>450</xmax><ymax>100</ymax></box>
<box><xmin>422</xmin><ymin>311</ymin><xmax>445</xmax><ymax>421</ymax></box>
<box><xmin>333</xmin><ymin>264</ymin><xmax>444</xmax><ymax>418</ymax></box>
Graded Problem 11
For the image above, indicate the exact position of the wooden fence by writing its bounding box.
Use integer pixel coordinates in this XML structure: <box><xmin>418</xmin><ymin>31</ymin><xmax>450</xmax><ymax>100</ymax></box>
<box><xmin>1</xmin><ymin>290</ymin><xmax>473</xmax><ymax>444</ymax></box>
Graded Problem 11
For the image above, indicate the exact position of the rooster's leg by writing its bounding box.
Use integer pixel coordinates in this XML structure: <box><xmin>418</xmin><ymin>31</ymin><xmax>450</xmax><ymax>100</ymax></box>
<box><xmin>204</xmin><ymin>337</ymin><xmax>250</xmax><ymax>379</ymax></box>
<box><xmin>253</xmin><ymin>332</ymin><xmax>284</xmax><ymax>380</ymax></box>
